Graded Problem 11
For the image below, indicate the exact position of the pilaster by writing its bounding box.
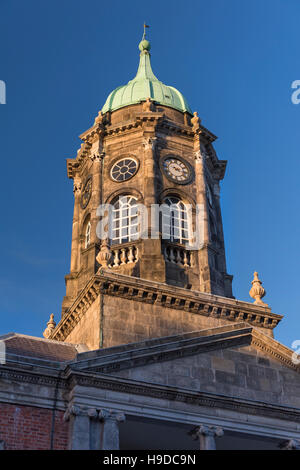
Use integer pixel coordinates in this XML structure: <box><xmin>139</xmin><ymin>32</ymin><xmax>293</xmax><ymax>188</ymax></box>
<box><xmin>70</xmin><ymin>177</ymin><xmax>81</xmax><ymax>273</ymax></box>
<box><xmin>64</xmin><ymin>404</ymin><xmax>97</xmax><ymax>450</ymax></box>
<box><xmin>139</xmin><ymin>122</ymin><xmax>165</xmax><ymax>283</ymax></box>
<box><xmin>193</xmin><ymin>128</ymin><xmax>212</xmax><ymax>294</ymax></box>
<box><xmin>99</xmin><ymin>409</ymin><xmax>126</xmax><ymax>450</ymax></box>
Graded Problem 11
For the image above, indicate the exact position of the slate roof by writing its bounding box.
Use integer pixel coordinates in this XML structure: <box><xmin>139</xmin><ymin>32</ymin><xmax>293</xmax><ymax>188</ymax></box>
<box><xmin>0</xmin><ymin>333</ymin><xmax>87</xmax><ymax>362</ymax></box>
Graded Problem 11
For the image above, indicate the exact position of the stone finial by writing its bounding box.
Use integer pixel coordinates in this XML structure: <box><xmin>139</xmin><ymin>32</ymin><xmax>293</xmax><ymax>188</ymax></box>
<box><xmin>43</xmin><ymin>314</ymin><xmax>56</xmax><ymax>339</ymax></box>
<box><xmin>191</xmin><ymin>111</ymin><xmax>201</xmax><ymax>131</ymax></box>
<box><xmin>94</xmin><ymin>110</ymin><xmax>104</xmax><ymax>125</ymax></box>
<box><xmin>249</xmin><ymin>271</ymin><xmax>268</xmax><ymax>307</ymax></box>
<box><xmin>96</xmin><ymin>240</ymin><xmax>112</xmax><ymax>268</ymax></box>
<box><xmin>142</xmin><ymin>97</ymin><xmax>154</xmax><ymax>112</ymax></box>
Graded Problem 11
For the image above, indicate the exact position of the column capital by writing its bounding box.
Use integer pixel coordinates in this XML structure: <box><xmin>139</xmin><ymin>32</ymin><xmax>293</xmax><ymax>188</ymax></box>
<box><xmin>279</xmin><ymin>439</ymin><xmax>300</xmax><ymax>450</ymax></box>
<box><xmin>193</xmin><ymin>424</ymin><xmax>224</xmax><ymax>439</ymax></box>
<box><xmin>73</xmin><ymin>177</ymin><xmax>82</xmax><ymax>195</ymax></box>
<box><xmin>63</xmin><ymin>404</ymin><xmax>98</xmax><ymax>422</ymax></box>
<box><xmin>194</xmin><ymin>150</ymin><xmax>204</xmax><ymax>163</ymax></box>
<box><xmin>142</xmin><ymin>136</ymin><xmax>157</xmax><ymax>151</ymax></box>
<box><xmin>190</xmin><ymin>424</ymin><xmax>224</xmax><ymax>450</ymax></box>
<box><xmin>99</xmin><ymin>409</ymin><xmax>126</xmax><ymax>423</ymax></box>
<box><xmin>63</xmin><ymin>404</ymin><xmax>81</xmax><ymax>422</ymax></box>
<box><xmin>87</xmin><ymin>408</ymin><xmax>98</xmax><ymax>419</ymax></box>
<box><xmin>90</xmin><ymin>152</ymin><xmax>105</xmax><ymax>164</ymax></box>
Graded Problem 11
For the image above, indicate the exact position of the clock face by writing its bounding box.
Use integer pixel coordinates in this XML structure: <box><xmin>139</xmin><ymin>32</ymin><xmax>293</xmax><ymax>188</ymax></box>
<box><xmin>162</xmin><ymin>157</ymin><xmax>192</xmax><ymax>184</ymax></box>
<box><xmin>80</xmin><ymin>177</ymin><xmax>92</xmax><ymax>209</ymax></box>
<box><xmin>110</xmin><ymin>157</ymin><xmax>138</xmax><ymax>182</ymax></box>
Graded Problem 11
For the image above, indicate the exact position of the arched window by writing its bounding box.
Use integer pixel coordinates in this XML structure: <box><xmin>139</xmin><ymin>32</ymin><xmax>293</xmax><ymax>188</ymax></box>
<box><xmin>162</xmin><ymin>196</ymin><xmax>191</xmax><ymax>245</ymax></box>
<box><xmin>85</xmin><ymin>221</ymin><xmax>91</xmax><ymax>248</ymax></box>
<box><xmin>110</xmin><ymin>195</ymin><xmax>139</xmax><ymax>245</ymax></box>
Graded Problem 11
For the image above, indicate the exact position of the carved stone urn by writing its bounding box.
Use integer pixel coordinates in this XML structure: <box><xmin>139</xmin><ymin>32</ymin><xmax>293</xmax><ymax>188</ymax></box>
<box><xmin>249</xmin><ymin>271</ymin><xmax>268</xmax><ymax>307</ymax></box>
<box><xmin>43</xmin><ymin>314</ymin><xmax>56</xmax><ymax>339</ymax></box>
<box><xmin>96</xmin><ymin>239</ymin><xmax>112</xmax><ymax>268</ymax></box>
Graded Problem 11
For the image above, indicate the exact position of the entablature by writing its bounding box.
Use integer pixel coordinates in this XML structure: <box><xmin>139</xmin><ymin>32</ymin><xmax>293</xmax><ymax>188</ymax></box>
<box><xmin>51</xmin><ymin>270</ymin><xmax>283</xmax><ymax>344</ymax></box>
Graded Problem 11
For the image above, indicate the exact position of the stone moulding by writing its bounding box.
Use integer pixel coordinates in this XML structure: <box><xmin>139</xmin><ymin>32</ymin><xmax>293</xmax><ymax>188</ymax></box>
<box><xmin>50</xmin><ymin>270</ymin><xmax>283</xmax><ymax>343</ymax></box>
<box><xmin>66</xmin><ymin>111</ymin><xmax>219</xmax><ymax>179</ymax></box>
<box><xmin>64</xmin><ymin>370</ymin><xmax>300</xmax><ymax>424</ymax></box>
<box><xmin>1</xmin><ymin>362</ymin><xmax>300</xmax><ymax>425</ymax></box>
<box><xmin>73</xmin><ymin>325</ymin><xmax>254</xmax><ymax>374</ymax></box>
<box><xmin>69</xmin><ymin>322</ymin><xmax>299</xmax><ymax>374</ymax></box>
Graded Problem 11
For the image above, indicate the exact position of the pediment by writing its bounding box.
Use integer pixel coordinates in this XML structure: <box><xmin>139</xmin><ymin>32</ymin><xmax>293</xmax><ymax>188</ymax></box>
<box><xmin>68</xmin><ymin>323</ymin><xmax>300</xmax><ymax>408</ymax></box>
<box><xmin>70</xmin><ymin>322</ymin><xmax>299</xmax><ymax>375</ymax></box>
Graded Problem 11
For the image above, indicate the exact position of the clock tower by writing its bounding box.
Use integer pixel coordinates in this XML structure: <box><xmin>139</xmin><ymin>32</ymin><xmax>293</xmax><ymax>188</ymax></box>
<box><xmin>47</xmin><ymin>34</ymin><xmax>272</xmax><ymax>352</ymax></box>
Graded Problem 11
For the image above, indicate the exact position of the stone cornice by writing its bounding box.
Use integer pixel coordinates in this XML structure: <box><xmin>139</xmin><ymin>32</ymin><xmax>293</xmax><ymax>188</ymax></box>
<box><xmin>251</xmin><ymin>328</ymin><xmax>299</xmax><ymax>370</ymax></box>
<box><xmin>0</xmin><ymin>362</ymin><xmax>67</xmax><ymax>389</ymax></box>
<box><xmin>1</xmin><ymin>360</ymin><xmax>299</xmax><ymax>424</ymax></box>
<box><xmin>64</xmin><ymin>369</ymin><xmax>300</xmax><ymax>424</ymax></box>
<box><xmin>50</xmin><ymin>270</ymin><xmax>283</xmax><ymax>343</ymax></box>
<box><xmin>66</xmin><ymin>112</ymin><xmax>220</xmax><ymax>179</ymax></box>
<box><xmin>72</xmin><ymin>324</ymin><xmax>254</xmax><ymax>374</ymax></box>
<box><xmin>68</xmin><ymin>322</ymin><xmax>299</xmax><ymax>374</ymax></box>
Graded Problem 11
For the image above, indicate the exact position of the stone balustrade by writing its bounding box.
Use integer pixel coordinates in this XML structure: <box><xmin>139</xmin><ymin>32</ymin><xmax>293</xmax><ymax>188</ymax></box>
<box><xmin>110</xmin><ymin>244</ymin><xmax>139</xmax><ymax>267</ymax></box>
<box><xmin>163</xmin><ymin>244</ymin><xmax>192</xmax><ymax>267</ymax></box>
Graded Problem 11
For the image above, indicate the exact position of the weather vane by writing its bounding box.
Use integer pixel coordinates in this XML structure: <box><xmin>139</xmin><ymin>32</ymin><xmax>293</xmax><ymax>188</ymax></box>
<box><xmin>143</xmin><ymin>22</ymin><xmax>150</xmax><ymax>40</ymax></box>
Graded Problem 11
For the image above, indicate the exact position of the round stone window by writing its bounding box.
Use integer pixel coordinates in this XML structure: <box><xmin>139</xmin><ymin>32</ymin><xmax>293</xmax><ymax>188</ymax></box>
<box><xmin>110</xmin><ymin>158</ymin><xmax>138</xmax><ymax>182</ymax></box>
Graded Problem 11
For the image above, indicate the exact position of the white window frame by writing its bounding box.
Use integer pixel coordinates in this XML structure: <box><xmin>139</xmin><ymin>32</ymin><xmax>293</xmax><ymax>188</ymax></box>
<box><xmin>110</xmin><ymin>195</ymin><xmax>139</xmax><ymax>245</ymax></box>
<box><xmin>85</xmin><ymin>221</ymin><xmax>91</xmax><ymax>248</ymax></box>
<box><xmin>162</xmin><ymin>196</ymin><xmax>191</xmax><ymax>245</ymax></box>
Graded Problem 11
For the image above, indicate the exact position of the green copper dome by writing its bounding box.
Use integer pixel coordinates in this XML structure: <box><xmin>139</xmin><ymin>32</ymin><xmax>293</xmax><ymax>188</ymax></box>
<box><xmin>101</xmin><ymin>39</ymin><xmax>192</xmax><ymax>115</ymax></box>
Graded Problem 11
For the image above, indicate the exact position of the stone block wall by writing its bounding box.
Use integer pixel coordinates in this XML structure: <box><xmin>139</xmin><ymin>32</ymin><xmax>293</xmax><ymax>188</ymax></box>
<box><xmin>102</xmin><ymin>294</ymin><xmax>230</xmax><ymax>348</ymax></box>
<box><xmin>112</xmin><ymin>344</ymin><xmax>300</xmax><ymax>408</ymax></box>
<box><xmin>64</xmin><ymin>296</ymin><xmax>101</xmax><ymax>350</ymax></box>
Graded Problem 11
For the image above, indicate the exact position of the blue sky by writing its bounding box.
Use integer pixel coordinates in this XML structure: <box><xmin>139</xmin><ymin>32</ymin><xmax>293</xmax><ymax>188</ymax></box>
<box><xmin>0</xmin><ymin>0</ymin><xmax>299</xmax><ymax>348</ymax></box>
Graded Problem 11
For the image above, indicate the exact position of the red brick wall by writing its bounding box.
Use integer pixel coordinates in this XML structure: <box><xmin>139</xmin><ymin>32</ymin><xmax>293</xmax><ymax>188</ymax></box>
<box><xmin>0</xmin><ymin>403</ymin><xmax>68</xmax><ymax>450</ymax></box>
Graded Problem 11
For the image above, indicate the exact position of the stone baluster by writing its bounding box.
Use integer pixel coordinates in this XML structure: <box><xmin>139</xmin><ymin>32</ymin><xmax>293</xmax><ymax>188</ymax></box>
<box><xmin>135</xmin><ymin>246</ymin><xmax>139</xmax><ymax>261</ymax></box>
<box><xmin>128</xmin><ymin>246</ymin><xmax>134</xmax><ymax>263</ymax></box>
<box><xmin>191</xmin><ymin>424</ymin><xmax>224</xmax><ymax>450</ymax></box>
<box><xmin>169</xmin><ymin>247</ymin><xmax>175</xmax><ymax>263</ymax></box>
<box><xmin>99</xmin><ymin>409</ymin><xmax>126</xmax><ymax>450</ymax></box>
<box><xmin>120</xmin><ymin>248</ymin><xmax>127</xmax><ymax>265</ymax></box>
<box><xmin>183</xmin><ymin>250</ymin><xmax>189</xmax><ymax>267</ymax></box>
<box><xmin>175</xmin><ymin>248</ymin><xmax>180</xmax><ymax>265</ymax></box>
<box><xmin>113</xmin><ymin>249</ymin><xmax>119</xmax><ymax>267</ymax></box>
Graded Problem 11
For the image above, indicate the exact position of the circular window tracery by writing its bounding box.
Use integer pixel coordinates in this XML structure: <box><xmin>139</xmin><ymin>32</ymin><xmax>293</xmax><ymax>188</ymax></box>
<box><xmin>110</xmin><ymin>158</ymin><xmax>138</xmax><ymax>182</ymax></box>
